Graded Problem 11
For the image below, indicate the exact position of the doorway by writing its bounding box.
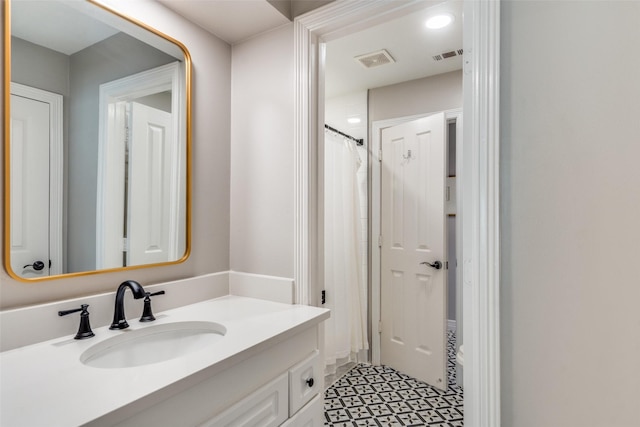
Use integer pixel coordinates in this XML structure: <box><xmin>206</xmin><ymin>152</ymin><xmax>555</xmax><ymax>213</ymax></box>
<box><xmin>321</xmin><ymin>1</ymin><xmax>463</xmax><ymax>392</ymax></box>
<box><xmin>294</xmin><ymin>1</ymin><xmax>501</xmax><ymax>425</ymax></box>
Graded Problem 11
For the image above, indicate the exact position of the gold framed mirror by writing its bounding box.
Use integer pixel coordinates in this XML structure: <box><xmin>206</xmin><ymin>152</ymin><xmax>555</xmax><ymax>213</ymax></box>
<box><xmin>3</xmin><ymin>0</ymin><xmax>192</xmax><ymax>281</ymax></box>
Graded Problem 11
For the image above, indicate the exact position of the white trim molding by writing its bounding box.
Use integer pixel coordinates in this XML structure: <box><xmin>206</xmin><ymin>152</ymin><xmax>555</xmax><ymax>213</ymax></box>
<box><xmin>462</xmin><ymin>1</ymin><xmax>501</xmax><ymax>426</ymax></box>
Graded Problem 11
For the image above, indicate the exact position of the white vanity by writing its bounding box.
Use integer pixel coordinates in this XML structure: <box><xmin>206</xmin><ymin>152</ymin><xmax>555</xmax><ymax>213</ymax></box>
<box><xmin>0</xmin><ymin>292</ymin><xmax>329</xmax><ymax>427</ymax></box>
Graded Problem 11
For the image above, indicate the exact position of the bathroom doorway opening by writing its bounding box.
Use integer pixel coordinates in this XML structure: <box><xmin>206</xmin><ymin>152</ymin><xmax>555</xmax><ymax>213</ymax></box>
<box><xmin>294</xmin><ymin>1</ymin><xmax>501</xmax><ymax>425</ymax></box>
<box><xmin>320</xmin><ymin>0</ymin><xmax>463</xmax><ymax>393</ymax></box>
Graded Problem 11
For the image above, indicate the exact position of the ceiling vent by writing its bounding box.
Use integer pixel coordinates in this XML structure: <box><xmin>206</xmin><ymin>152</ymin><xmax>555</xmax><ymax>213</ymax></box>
<box><xmin>354</xmin><ymin>49</ymin><xmax>395</xmax><ymax>69</ymax></box>
<box><xmin>432</xmin><ymin>48</ymin><xmax>464</xmax><ymax>61</ymax></box>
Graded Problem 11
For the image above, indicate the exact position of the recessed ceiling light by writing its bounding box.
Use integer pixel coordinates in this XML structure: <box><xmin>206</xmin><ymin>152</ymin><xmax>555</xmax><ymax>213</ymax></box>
<box><xmin>425</xmin><ymin>13</ymin><xmax>454</xmax><ymax>30</ymax></box>
<box><xmin>347</xmin><ymin>117</ymin><xmax>361</xmax><ymax>124</ymax></box>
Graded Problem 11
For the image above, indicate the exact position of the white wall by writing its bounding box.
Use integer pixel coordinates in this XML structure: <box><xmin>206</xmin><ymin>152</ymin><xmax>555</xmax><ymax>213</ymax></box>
<box><xmin>11</xmin><ymin>37</ymin><xmax>69</xmax><ymax>96</ymax></box>
<box><xmin>230</xmin><ymin>24</ymin><xmax>295</xmax><ymax>278</ymax></box>
<box><xmin>325</xmin><ymin>91</ymin><xmax>367</xmax><ymax>140</ymax></box>
<box><xmin>0</xmin><ymin>0</ymin><xmax>231</xmax><ymax>309</ymax></box>
<box><xmin>368</xmin><ymin>70</ymin><xmax>462</xmax><ymax>123</ymax></box>
<box><xmin>500</xmin><ymin>1</ymin><xmax>640</xmax><ymax>425</ymax></box>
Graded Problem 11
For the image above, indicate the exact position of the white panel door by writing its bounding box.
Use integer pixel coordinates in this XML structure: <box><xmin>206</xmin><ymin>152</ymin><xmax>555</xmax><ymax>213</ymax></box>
<box><xmin>127</xmin><ymin>102</ymin><xmax>173</xmax><ymax>265</ymax></box>
<box><xmin>9</xmin><ymin>94</ymin><xmax>50</xmax><ymax>278</ymax></box>
<box><xmin>380</xmin><ymin>112</ymin><xmax>447</xmax><ymax>390</ymax></box>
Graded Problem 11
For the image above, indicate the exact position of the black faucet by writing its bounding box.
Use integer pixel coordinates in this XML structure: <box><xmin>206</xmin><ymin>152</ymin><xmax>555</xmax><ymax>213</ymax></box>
<box><xmin>58</xmin><ymin>304</ymin><xmax>95</xmax><ymax>339</ymax></box>
<box><xmin>110</xmin><ymin>280</ymin><xmax>146</xmax><ymax>330</ymax></box>
<box><xmin>140</xmin><ymin>290</ymin><xmax>166</xmax><ymax>322</ymax></box>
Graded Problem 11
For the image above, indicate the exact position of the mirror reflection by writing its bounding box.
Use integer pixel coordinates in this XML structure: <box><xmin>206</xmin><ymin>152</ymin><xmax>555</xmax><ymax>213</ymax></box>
<box><xmin>6</xmin><ymin>0</ymin><xmax>191</xmax><ymax>280</ymax></box>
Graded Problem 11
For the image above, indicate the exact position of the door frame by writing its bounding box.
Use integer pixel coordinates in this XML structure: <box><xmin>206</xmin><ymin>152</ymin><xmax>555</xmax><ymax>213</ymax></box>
<box><xmin>293</xmin><ymin>1</ymin><xmax>501</xmax><ymax>425</ymax></box>
<box><xmin>371</xmin><ymin>108</ymin><xmax>462</xmax><ymax>367</ymax></box>
<box><xmin>9</xmin><ymin>82</ymin><xmax>63</xmax><ymax>276</ymax></box>
<box><xmin>96</xmin><ymin>61</ymin><xmax>184</xmax><ymax>268</ymax></box>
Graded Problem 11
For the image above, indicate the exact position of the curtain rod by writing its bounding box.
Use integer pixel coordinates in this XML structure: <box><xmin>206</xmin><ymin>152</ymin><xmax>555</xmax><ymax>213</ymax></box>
<box><xmin>324</xmin><ymin>124</ymin><xmax>364</xmax><ymax>146</ymax></box>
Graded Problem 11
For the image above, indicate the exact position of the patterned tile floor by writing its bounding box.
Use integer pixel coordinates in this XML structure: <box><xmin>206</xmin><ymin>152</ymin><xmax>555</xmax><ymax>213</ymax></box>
<box><xmin>324</xmin><ymin>331</ymin><xmax>463</xmax><ymax>426</ymax></box>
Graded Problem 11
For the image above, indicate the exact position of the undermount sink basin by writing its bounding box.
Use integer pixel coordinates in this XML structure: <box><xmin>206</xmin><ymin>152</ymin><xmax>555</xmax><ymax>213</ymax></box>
<box><xmin>80</xmin><ymin>321</ymin><xmax>226</xmax><ymax>369</ymax></box>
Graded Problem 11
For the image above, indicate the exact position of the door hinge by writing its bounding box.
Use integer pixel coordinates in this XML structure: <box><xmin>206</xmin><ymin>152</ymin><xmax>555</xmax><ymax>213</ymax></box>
<box><xmin>321</xmin><ymin>290</ymin><xmax>326</xmax><ymax>305</ymax></box>
<box><xmin>378</xmin><ymin>149</ymin><xmax>383</xmax><ymax>162</ymax></box>
<box><xmin>378</xmin><ymin>235</ymin><xmax>383</xmax><ymax>247</ymax></box>
<box><xmin>122</xmin><ymin>237</ymin><xmax>129</xmax><ymax>252</ymax></box>
<box><xmin>378</xmin><ymin>321</ymin><xmax>383</xmax><ymax>334</ymax></box>
<box><xmin>124</xmin><ymin>104</ymin><xmax>131</xmax><ymax>147</ymax></box>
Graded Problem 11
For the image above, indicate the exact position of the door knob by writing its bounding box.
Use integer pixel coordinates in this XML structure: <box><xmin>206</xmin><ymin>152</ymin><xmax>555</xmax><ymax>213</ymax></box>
<box><xmin>420</xmin><ymin>261</ymin><xmax>442</xmax><ymax>270</ymax></box>
<box><xmin>23</xmin><ymin>260</ymin><xmax>45</xmax><ymax>271</ymax></box>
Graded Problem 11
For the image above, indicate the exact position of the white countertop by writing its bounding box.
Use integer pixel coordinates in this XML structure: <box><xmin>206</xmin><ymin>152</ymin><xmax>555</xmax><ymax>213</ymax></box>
<box><xmin>0</xmin><ymin>295</ymin><xmax>329</xmax><ymax>427</ymax></box>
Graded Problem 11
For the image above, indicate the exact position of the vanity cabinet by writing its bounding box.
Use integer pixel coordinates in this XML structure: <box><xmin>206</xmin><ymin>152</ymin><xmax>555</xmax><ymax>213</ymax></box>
<box><xmin>200</xmin><ymin>374</ymin><xmax>288</xmax><ymax>426</ymax></box>
<box><xmin>201</xmin><ymin>350</ymin><xmax>322</xmax><ymax>427</ymax></box>
<box><xmin>1</xmin><ymin>295</ymin><xmax>329</xmax><ymax>427</ymax></box>
<box><xmin>288</xmin><ymin>350</ymin><xmax>321</xmax><ymax>417</ymax></box>
<box><xmin>280</xmin><ymin>395</ymin><xmax>324</xmax><ymax>427</ymax></box>
<box><xmin>95</xmin><ymin>323</ymin><xmax>324</xmax><ymax>427</ymax></box>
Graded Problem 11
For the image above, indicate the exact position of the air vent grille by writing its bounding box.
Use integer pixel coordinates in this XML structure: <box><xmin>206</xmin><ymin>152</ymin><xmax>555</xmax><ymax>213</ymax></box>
<box><xmin>432</xmin><ymin>48</ymin><xmax>463</xmax><ymax>61</ymax></box>
<box><xmin>354</xmin><ymin>49</ymin><xmax>395</xmax><ymax>69</ymax></box>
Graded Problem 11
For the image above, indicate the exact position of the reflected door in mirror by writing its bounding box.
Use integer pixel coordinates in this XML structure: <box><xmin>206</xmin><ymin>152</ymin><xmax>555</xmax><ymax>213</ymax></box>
<box><xmin>9</xmin><ymin>84</ymin><xmax>63</xmax><ymax>278</ymax></box>
<box><xmin>97</xmin><ymin>62</ymin><xmax>185</xmax><ymax>269</ymax></box>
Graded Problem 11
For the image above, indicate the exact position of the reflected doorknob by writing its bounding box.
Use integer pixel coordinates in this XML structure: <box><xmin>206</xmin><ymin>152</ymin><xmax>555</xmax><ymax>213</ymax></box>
<box><xmin>420</xmin><ymin>261</ymin><xmax>442</xmax><ymax>270</ymax></box>
<box><xmin>23</xmin><ymin>260</ymin><xmax>45</xmax><ymax>271</ymax></box>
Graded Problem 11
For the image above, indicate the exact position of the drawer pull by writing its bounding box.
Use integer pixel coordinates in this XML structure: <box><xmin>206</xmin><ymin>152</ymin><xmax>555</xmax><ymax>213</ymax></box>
<box><xmin>305</xmin><ymin>378</ymin><xmax>314</xmax><ymax>388</ymax></box>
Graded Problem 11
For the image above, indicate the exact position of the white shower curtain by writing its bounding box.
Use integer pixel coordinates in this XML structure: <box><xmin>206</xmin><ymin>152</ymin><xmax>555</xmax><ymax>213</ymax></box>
<box><xmin>324</xmin><ymin>132</ymin><xmax>369</xmax><ymax>375</ymax></box>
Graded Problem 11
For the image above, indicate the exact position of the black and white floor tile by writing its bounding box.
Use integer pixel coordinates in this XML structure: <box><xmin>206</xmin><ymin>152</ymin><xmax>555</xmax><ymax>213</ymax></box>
<box><xmin>324</xmin><ymin>331</ymin><xmax>463</xmax><ymax>426</ymax></box>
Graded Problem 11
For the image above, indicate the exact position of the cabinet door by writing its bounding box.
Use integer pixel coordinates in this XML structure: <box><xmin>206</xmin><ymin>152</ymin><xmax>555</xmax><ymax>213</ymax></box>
<box><xmin>281</xmin><ymin>395</ymin><xmax>323</xmax><ymax>427</ymax></box>
<box><xmin>289</xmin><ymin>350</ymin><xmax>321</xmax><ymax>416</ymax></box>
<box><xmin>199</xmin><ymin>374</ymin><xmax>288</xmax><ymax>427</ymax></box>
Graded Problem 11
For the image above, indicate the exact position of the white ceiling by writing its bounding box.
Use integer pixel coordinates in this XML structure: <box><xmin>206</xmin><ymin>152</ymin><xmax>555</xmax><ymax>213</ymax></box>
<box><xmin>156</xmin><ymin>0</ymin><xmax>462</xmax><ymax>100</ymax></box>
<box><xmin>325</xmin><ymin>1</ymin><xmax>463</xmax><ymax>99</ymax></box>
<box><xmin>156</xmin><ymin>0</ymin><xmax>291</xmax><ymax>45</ymax></box>
<box><xmin>10</xmin><ymin>0</ymin><xmax>292</xmax><ymax>55</ymax></box>
<box><xmin>11</xmin><ymin>0</ymin><xmax>461</xmax><ymax>101</ymax></box>
<box><xmin>11</xmin><ymin>1</ymin><xmax>119</xmax><ymax>55</ymax></box>
<box><xmin>156</xmin><ymin>0</ymin><xmax>462</xmax><ymax>98</ymax></box>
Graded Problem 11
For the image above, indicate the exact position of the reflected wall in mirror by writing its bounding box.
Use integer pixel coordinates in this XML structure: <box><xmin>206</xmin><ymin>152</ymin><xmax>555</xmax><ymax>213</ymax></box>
<box><xmin>4</xmin><ymin>0</ymin><xmax>192</xmax><ymax>281</ymax></box>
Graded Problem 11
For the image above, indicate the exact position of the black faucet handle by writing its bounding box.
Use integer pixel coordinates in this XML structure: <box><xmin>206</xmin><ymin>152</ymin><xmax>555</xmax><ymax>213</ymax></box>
<box><xmin>140</xmin><ymin>290</ymin><xmax>166</xmax><ymax>322</ymax></box>
<box><xmin>58</xmin><ymin>304</ymin><xmax>95</xmax><ymax>340</ymax></box>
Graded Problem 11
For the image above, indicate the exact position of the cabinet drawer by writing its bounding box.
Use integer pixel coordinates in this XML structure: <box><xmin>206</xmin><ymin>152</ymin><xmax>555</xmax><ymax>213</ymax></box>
<box><xmin>280</xmin><ymin>395</ymin><xmax>323</xmax><ymax>427</ymax></box>
<box><xmin>200</xmin><ymin>373</ymin><xmax>288</xmax><ymax>427</ymax></box>
<box><xmin>289</xmin><ymin>350</ymin><xmax>321</xmax><ymax>416</ymax></box>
